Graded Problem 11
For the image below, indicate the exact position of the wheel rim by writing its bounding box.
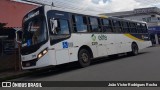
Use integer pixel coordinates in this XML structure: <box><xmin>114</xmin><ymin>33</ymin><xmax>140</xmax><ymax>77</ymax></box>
<box><xmin>81</xmin><ymin>53</ymin><xmax>89</xmax><ymax>63</ymax></box>
<box><xmin>134</xmin><ymin>48</ymin><xmax>138</xmax><ymax>54</ymax></box>
<box><xmin>133</xmin><ymin>45</ymin><xmax>138</xmax><ymax>54</ymax></box>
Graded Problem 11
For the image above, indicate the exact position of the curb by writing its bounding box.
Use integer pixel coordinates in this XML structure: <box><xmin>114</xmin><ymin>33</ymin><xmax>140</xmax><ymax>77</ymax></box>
<box><xmin>0</xmin><ymin>66</ymin><xmax>56</xmax><ymax>81</ymax></box>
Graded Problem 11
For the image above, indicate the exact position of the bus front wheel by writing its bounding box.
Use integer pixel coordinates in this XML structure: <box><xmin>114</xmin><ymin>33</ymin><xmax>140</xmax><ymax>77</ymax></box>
<box><xmin>78</xmin><ymin>49</ymin><xmax>91</xmax><ymax>67</ymax></box>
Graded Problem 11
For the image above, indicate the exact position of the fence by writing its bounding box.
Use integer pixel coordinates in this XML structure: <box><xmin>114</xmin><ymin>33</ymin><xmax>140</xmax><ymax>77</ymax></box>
<box><xmin>0</xmin><ymin>39</ymin><xmax>21</xmax><ymax>71</ymax></box>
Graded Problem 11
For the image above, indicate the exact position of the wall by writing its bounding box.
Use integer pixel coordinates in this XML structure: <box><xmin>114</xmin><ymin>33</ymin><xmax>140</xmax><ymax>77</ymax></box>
<box><xmin>0</xmin><ymin>0</ymin><xmax>37</xmax><ymax>28</ymax></box>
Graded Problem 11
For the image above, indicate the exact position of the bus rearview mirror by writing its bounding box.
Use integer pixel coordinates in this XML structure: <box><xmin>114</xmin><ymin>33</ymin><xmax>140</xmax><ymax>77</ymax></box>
<box><xmin>50</xmin><ymin>19</ymin><xmax>58</xmax><ymax>34</ymax></box>
<box><xmin>54</xmin><ymin>19</ymin><xmax>58</xmax><ymax>28</ymax></box>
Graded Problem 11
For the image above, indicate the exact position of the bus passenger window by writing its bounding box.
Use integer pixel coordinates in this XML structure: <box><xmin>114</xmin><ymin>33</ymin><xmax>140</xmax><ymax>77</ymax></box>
<box><xmin>89</xmin><ymin>17</ymin><xmax>100</xmax><ymax>32</ymax></box>
<box><xmin>113</xmin><ymin>20</ymin><xmax>122</xmax><ymax>33</ymax></box>
<box><xmin>102</xmin><ymin>19</ymin><xmax>112</xmax><ymax>32</ymax></box>
<box><xmin>142</xmin><ymin>24</ymin><xmax>147</xmax><ymax>33</ymax></box>
<box><xmin>130</xmin><ymin>23</ymin><xmax>137</xmax><ymax>33</ymax></box>
<box><xmin>122</xmin><ymin>22</ymin><xmax>130</xmax><ymax>33</ymax></box>
<box><xmin>56</xmin><ymin>19</ymin><xmax>70</xmax><ymax>35</ymax></box>
<box><xmin>72</xmin><ymin>15</ymin><xmax>88</xmax><ymax>33</ymax></box>
<box><xmin>137</xmin><ymin>23</ymin><xmax>142</xmax><ymax>33</ymax></box>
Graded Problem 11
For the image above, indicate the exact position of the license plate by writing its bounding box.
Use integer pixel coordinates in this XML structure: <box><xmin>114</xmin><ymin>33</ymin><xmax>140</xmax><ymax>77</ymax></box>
<box><xmin>26</xmin><ymin>63</ymin><xmax>30</xmax><ymax>67</ymax></box>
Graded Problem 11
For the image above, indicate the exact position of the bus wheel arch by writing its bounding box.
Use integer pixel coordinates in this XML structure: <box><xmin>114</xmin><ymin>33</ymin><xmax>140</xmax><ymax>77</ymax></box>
<box><xmin>78</xmin><ymin>45</ymin><xmax>93</xmax><ymax>67</ymax></box>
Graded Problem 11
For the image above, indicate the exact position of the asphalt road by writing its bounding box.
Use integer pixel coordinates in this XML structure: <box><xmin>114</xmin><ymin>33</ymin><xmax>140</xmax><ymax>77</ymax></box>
<box><xmin>13</xmin><ymin>46</ymin><xmax>160</xmax><ymax>81</ymax></box>
<box><xmin>8</xmin><ymin>46</ymin><xmax>160</xmax><ymax>90</ymax></box>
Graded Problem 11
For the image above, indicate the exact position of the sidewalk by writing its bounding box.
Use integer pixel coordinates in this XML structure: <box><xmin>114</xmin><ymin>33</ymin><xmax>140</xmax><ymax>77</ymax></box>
<box><xmin>0</xmin><ymin>51</ymin><xmax>29</xmax><ymax>81</ymax></box>
<box><xmin>0</xmin><ymin>66</ymin><xmax>56</xmax><ymax>81</ymax></box>
<box><xmin>0</xmin><ymin>70</ymin><xmax>31</xmax><ymax>81</ymax></box>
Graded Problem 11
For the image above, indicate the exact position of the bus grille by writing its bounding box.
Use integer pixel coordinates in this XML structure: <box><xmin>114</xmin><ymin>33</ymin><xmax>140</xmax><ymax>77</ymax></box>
<box><xmin>22</xmin><ymin>59</ymin><xmax>38</xmax><ymax>67</ymax></box>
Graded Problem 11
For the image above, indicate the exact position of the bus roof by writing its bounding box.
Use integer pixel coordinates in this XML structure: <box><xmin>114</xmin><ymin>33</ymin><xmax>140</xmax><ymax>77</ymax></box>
<box><xmin>44</xmin><ymin>5</ymin><xmax>100</xmax><ymax>17</ymax></box>
<box><xmin>108</xmin><ymin>16</ymin><xmax>147</xmax><ymax>24</ymax></box>
<box><xmin>26</xmin><ymin>6</ymin><xmax>147</xmax><ymax>24</ymax></box>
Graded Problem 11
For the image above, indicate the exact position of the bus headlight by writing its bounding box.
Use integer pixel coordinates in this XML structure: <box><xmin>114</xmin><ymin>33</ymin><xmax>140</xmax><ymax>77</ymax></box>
<box><xmin>38</xmin><ymin>53</ymin><xmax>43</xmax><ymax>59</ymax></box>
<box><xmin>43</xmin><ymin>50</ymin><xmax>48</xmax><ymax>55</ymax></box>
<box><xmin>38</xmin><ymin>48</ymin><xmax>48</xmax><ymax>59</ymax></box>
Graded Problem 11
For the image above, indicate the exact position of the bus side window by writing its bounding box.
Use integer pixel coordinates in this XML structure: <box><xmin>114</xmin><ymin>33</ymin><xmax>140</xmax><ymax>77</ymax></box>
<box><xmin>122</xmin><ymin>22</ymin><xmax>130</xmax><ymax>33</ymax></box>
<box><xmin>130</xmin><ymin>23</ymin><xmax>137</xmax><ymax>33</ymax></box>
<box><xmin>137</xmin><ymin>23</ymin><xmax>142</xmax><ymax>33</ymax></box>
<box><xmin>142</xmin><ymin>23</ymin><xmax>147</xmax><ymax>33</ymax></box>
<box><xmin>145</xmin><ymin>24</ymin><xmax>148</xmax><ymax>33</ymax></box>
<box><xmin>49</xmin><ymin>18</ymin><xmax>70</xmax><ymax>35</ymax></box>
<box><xmin>57</xmin><ymin>19</ymin><xmax>70</xmax><ymax>35</ymax></box>
<box><xmin>113</xmin><ymin>20</ymin><xmax>122</xmax><ymax>33</ymax></box>
<box><xmin>102</xmin><ymin>19</ymin><xmax>112</xmax><ymax>32</ymax></box>
<box><xmin>89</xmin><ymin>17</ymin><xmax>100</xmax><ymax>32</ymax></box>
<box><xmin>98</xmin><ymin>18</ymin><xmax>102</xmax><ymax>32</ymax></box>
<box><xmin>72</xmin><ymin>15</ymin><xmax>88</xmax><ymax>33</ymax></box>
<box><xmin>119</xmin><ymin>21</ymin><xmax>123</xmax><ymax>33</ymax></box>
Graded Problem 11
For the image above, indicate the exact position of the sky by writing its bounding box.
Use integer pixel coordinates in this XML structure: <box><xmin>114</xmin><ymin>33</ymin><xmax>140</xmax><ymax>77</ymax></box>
<box><xmin>14</xmin><ymin>0</ymin><xmax>160</xmax><ymax>14</ymax></box>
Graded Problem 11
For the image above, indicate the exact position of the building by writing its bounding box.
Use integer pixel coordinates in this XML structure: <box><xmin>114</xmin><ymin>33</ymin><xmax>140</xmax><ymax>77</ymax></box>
<box><xmin>103</xmin><ymin>7</ymin><xmax>160</xmax><ymax>45</ymax></box>
<box><xmin>0</xmin><ymin>0</ymin><xmax>37</xmax><ymax>28</ymax></box>
<box><xmin>0</xmin><ymin>0</ymin><xmax>37</xmax><ymax>55</ymax></box>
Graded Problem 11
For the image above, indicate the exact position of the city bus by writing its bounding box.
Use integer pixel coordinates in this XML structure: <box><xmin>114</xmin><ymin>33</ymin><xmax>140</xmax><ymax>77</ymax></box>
<box><xmin>18</xmin><ymin>6</ymin><xmax>152</xmax><ymax>70</ymax></box>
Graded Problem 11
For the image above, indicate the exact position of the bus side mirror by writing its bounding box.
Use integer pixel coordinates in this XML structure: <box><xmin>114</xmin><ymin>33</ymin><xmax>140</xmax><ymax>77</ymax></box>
<box><xmin>15</xmin><ymin>30</ymin><xmax>22</xmax><ymax>44</ymax></box>
<box><xmin>54</xmin><ymin>19</ymin><xmax>58</xmax><ymax>28</ymax></box>
<box><xmin>50</xmin><ymin>19</ymin><xmax>58</xmax><ymax>34</ymax></box>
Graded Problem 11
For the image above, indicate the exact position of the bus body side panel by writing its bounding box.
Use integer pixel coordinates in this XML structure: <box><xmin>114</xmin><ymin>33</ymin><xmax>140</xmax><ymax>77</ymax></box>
<box><xmin>104</xmin><ymin>34</ymin><xmax>117</xmax><ymax>55</ymax></box>
<box><xmin>114</xmin><ymin>34</ymin><xmax>131</xmax><ymax>54</ymax></box>
<box><xmin>67</xmin><ymin>34</ymin><xmax>98</xmax><ymax>61</ymax></box>
<box><xmin>65</xmin><ymin>34</ymin><xmax>118</xmax><ymax>59</ymax></box>
<box><xmin>123</xmin><ymin>33</ymin><xmax>152</xmax><ymax>50</ymax></box>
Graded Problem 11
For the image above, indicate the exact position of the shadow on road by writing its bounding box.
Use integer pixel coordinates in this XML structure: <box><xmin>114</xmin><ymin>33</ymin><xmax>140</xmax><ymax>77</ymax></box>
<box><xmin>91</xmin><ymin>51</ymin><xmax>149</xmax><ymax>66</ymax></box>
<box><xmin>14</xmin><ymin>51</ymin><xmax>149</xmax><ymax>80</ymax></box>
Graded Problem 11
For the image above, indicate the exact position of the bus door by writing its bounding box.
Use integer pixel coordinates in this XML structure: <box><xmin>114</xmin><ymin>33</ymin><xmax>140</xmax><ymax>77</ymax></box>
<box><xmin>54</xmin><ymin>19</ymin><xmax>70</xmax><ymax>64</ymax></box>
<box><xmin>48</xmin><ymin>11</ymin><xmax>71</xmax><ymax>64</ymax></box>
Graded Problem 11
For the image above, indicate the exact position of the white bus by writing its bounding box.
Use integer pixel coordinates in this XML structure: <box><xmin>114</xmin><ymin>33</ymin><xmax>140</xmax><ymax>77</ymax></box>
<box><xmin>18</xmin><ymin>6</ymin><xmax>152</xmax><ymax>70</ymax></box>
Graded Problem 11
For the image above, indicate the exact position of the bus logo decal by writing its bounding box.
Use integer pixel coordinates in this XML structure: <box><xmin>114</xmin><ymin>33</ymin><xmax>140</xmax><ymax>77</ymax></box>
<box><xmin>98</xmin><ymin>34</ymin><xmax>107</xmax><ymax>40</ymax></box>
<box><xmin>27</xmin><ymin>39</ymin><xmax>31</xmax><ymax>47</ymax></box>
<box><xmin>62</xmin><ymin>42</ymin><xmax>74</xmax><ymax>48</ymax></box>
<box><xmin>91</xmin><ymin>34</ymin><xmax>96</xmax><ymax>41</ymax></box>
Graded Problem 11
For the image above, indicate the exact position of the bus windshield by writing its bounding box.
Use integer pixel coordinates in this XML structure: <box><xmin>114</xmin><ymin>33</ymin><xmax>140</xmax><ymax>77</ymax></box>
<box><xmin>22</xmin><ymin>16</ymin><xmax>47</xmax><ymax>47</ymax></box>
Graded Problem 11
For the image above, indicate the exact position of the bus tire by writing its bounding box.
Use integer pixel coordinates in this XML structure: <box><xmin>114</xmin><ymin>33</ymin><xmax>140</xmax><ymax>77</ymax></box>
<box><xmin>130</xmin><ymin>43</ymin><xmax>139</xmax><ymax>56</ymax></box>
<box><xmin>78</xmin><ymin>49</ymin><xmax>91</xmax><ymax>67</ymax></box>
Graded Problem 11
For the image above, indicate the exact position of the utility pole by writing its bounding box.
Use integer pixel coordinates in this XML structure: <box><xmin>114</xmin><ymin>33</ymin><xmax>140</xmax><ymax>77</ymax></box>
<box><xmin>15</xmin><ymin>30</ymin><xmax>22</xmax><ymax>71</ymax></box>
